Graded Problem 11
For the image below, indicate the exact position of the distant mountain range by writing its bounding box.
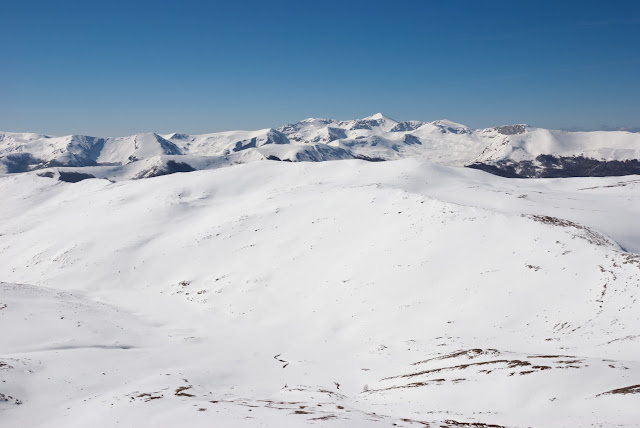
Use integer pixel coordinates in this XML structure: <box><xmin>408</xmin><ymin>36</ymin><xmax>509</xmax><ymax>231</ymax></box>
<box><xmin>2</xmin><ymin>113</ymin><xmax>640</xmax><ymax>181</ymax></box>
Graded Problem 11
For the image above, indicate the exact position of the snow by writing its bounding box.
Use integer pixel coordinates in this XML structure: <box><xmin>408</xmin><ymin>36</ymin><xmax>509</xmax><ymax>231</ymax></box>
<box><xmin>4</xmin><ymin>114</ymin><xmax>639</xmax><ymax>177</ymax></box>
<box><xmin>473</xmin><ymin>127</ymin><xmax>640</xmax><ymax>163</ymax></box>
<box><xmin>1</xmin><ymin>158</ymin><xmax>640</xmax><ymax>427</ymax></box>
<box><xmin>0</xmin><ymin>113</ymin><xmax>640</xmax><ymax>180</ymax></box>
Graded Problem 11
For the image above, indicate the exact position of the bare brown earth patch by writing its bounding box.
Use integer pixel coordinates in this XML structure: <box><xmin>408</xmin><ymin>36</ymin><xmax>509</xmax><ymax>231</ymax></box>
<box><xmin>597</xmin><ymin>384</ymin><xmax>640</xmax><ymax>396</ymax></box>
<box><xmin>524</xmin><ymin>214</ymin><xmax>612</xmax><ymax>246</ymax></box>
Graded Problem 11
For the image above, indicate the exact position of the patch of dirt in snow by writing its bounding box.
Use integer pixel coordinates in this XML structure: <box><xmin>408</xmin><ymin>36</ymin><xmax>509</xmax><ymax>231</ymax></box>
<box><xmin>524</xmin><ymin>214</ymin><xmax>615</xmax><ymax>247</ymax></box>
<box><xmin>366</xmin><ymin>348</ymin><xmax>633</xmax><ymax>394</ymax></box>
<box><xmin>0</xmin><ymin>392</ymin><xmax>22</xmax><ymax>405</ymax></box>
<box><xmin>596</xmin><ymin>384</ymin><xmax>640</xmax><ymax>396</ymax></box>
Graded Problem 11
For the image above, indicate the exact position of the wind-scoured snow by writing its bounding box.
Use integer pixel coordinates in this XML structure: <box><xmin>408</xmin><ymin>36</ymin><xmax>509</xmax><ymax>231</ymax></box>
<box><xmin>1</xmin><ymin>158</ymin><xmax>639</xmax><ymax>427</ymax></box>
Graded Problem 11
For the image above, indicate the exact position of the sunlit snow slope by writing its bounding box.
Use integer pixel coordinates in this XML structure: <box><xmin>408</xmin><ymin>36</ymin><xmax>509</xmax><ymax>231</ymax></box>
<box><xmin>1</xmin><ymin>159</ymin><xmax>639</xmax><ymax>427</ymax></box>
<box><xmin>2</xmin><ymin>114</ymin><xmax>640</xmax><ymax>179</ymax></box>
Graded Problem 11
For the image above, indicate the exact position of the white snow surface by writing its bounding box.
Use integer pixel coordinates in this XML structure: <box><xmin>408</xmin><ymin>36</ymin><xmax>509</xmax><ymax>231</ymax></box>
<box><xmin>1</xmin><ymin>158</ymin><xmax>640</xmax><ymax>427</ymax></box>
<box><xmin>3</xmin><ymin>114</ymin><xmax>640</xmax><ymax>178</ymax></box>
<box><xmin>474</xmin><ymin>126</ymin><xmax>640</xmax><ymax>163</ymax></box>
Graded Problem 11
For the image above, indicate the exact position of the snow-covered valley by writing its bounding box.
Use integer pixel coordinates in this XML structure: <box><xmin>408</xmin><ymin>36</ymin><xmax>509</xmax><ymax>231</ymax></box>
<box><xmin>1</xmin><ymin>157</ymin><xmax>639</xmax><ymax>427</ymax></box>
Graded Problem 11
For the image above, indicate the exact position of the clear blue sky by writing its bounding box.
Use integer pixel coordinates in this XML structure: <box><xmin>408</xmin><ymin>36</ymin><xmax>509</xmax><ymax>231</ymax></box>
<box><xmin>2</xmin><ymin>0</ymin><xmax>639</xmax><ymax>136</ymax></box>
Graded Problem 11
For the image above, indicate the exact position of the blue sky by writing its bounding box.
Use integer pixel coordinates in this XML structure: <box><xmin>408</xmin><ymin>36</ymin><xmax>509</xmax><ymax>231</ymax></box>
<box><xmin>2</xmin><ymin>0</ymin><xmax>639</xmax><ymax>136</ymax></box>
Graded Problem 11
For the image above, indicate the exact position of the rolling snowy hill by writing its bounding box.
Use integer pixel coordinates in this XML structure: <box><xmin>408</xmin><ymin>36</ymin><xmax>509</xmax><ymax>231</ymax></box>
<box><xmin>2</xmin><ymin>114</ymin><xmax>640</xmax><ymax>180</ymax></box>
<box><xmin>2</xmin><ymin>114</ymin><xmax>640</xmax><ymax>427</ymax></box>
<box><xmin>1</xmin><ymin>158</ymin><xmax>640</xmax><ymax>427</ymax></box>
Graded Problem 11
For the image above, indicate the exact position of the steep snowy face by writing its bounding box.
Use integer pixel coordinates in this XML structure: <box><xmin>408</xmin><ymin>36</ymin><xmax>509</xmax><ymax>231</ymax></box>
<box><xmin>280</xmin><ymin>120</ymin><xmax>347</xmax><ymax>144</ymax></box>
<box><xmin>166</xmin><ymin>128</ymin><xmax>291</xmax><ymax>156</ymax></box>
<box><xmin>279</xmin><ymin>113</ymin><xmax>399</xmax><ymax>142</ymax></box>
<box><xmin>0</xmin><ymin>132</ymin><xmax>181</xmax><ymax>172</ymax></box>
<box><xmin>389</xmin><ymin>120</ymin><xmax>424</xmax><ymax>132</ymax></box>
<box><xmin>430</xmin><ymin>119</ymin><xmax>472</xmax><ymax>135</ymax></box>
<box><xmin>0</xmin><ymin>133</ymin><xmax>106</xmax><ymax>172</ymax></box>
<box><xmin>345</xmin><ymin>113</ymin><xmax>399</xmax><ymax>132</ymax></box>
<box><xmin>98</xmin><ymin>133</ymin><xmax>182</xmax><ymax>164</ymax></box>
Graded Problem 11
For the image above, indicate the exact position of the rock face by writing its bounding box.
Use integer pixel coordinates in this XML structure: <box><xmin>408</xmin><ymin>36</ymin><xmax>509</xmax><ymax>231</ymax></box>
<box><xmin>2</xmin><ymin>115</ymin><xmax>640</xmax><ymax>180</ymax></box>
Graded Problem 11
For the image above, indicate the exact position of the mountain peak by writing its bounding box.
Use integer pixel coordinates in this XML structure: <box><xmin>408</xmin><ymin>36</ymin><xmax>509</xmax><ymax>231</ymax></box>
<box><xmin>364</xmin><ymin>113</ymin><xmax>395</xmax><ymax>122</ymax></box>
<box><xmin>431</xmin><ymin>119</ymin><xmax>469</xmax><ymax>129</ymax></box>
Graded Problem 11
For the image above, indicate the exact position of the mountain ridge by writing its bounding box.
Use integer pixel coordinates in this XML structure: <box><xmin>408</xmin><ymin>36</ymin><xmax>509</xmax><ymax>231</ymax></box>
<box><xmin>2</xmin><ymin>114</ymin><xmax>640</xmax><ymax>180</ymax></box>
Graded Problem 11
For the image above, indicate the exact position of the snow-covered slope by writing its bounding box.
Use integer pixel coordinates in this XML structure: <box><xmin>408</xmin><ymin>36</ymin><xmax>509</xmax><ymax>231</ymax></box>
<box><xmin>0</xmin><ymin>132</ymin><xmax>106</xmax><ymax>172</ymax></box>
<box><xmin>164</xmin><ymin>128</ymin><xmax>290</xmax><ymax>156</ymax></box>
<box><xmin>3</xmin><ymin>115</ymin><xmax>640</xmax><ymax>179</ymax></box>
<box><xmin>1</xmin><ymin>159</ymin><xmax>639</xmax><ymax>427</ymax></box>
<box><xmin>477</xmin><ymin>126</ymin><xmax>640</xmax><ymax>162</ymax></box>
<box><xmin>469</xmin><ymin>126</ymin><xmax>640</xmax><ymax>177</ymax></box>
<box><xmin>0</xmin><ymin>132</ymin><xmax>182</xmax><ymax>173</ymax></box>
<box><xmin>97</xmin><ymin>133</ymin><xmax>182</xmax><ymax>164</ymax></box>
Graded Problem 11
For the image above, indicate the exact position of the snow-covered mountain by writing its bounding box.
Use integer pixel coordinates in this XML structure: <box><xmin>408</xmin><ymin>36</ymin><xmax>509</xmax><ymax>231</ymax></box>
<box><xmin>468</xmin><ymin>125</ymin><xmax>640</xmax><ymax>177</ymax></box>
<box><xmin>3</xmin><ymin>114</ymin><xmax>639</xmax><ymax>181</ymax></box>
<box><xmin>0</xmin><ymin>127</ymin><xmax>353</xmax><ymax>180</ymax></box>
<box><xmin>0</xmin><ymin>132</ymin><xmax>183</xmax><ymax>170</ymax></box>
<box><xmin>2</xmin><ymin>115</ymin><xmax>640</xmax><ymax>426</ymax></box>
<box><xmin>278</xmin><ymin>114</ymin><xmax>484</xmax><ymax>165</ymax></box>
